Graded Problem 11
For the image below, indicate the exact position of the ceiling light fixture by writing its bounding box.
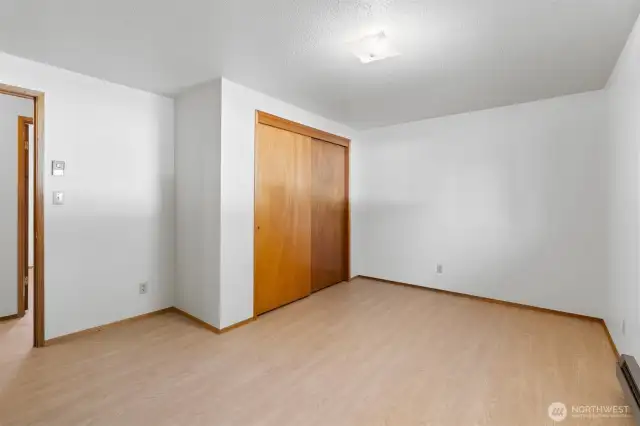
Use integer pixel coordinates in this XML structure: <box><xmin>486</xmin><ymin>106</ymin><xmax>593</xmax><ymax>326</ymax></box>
<box><xmin>350</xmin><ymin>31</ymin><xmax>400</xmax><ymax>64</ymax></box>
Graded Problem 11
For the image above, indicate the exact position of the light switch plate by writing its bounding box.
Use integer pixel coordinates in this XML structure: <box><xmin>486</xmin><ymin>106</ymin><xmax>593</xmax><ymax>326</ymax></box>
<box><xmin>53</xmin><ymin>191</ymin><xmax>64</xmax><ymax>205</ymax></box>
<box><xmin>52</xmin><ymin>160</ymin><xmax>65</xmax><ymax>177</ymax></box>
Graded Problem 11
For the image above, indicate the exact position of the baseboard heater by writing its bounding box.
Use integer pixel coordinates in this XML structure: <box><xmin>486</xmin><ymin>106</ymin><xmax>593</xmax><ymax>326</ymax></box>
<box><xmin>618</xmin><ymin>354</ymin><xmax>640</xmax><ymax>424</ymax></box>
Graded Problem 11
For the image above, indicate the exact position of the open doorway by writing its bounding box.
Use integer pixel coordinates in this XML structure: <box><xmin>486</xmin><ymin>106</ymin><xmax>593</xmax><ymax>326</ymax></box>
<box><xmin>0</xmin><ymin>95</ymin><xmax>34</xmax><ymax>353</ymax></box>
<box><xmin>0</xmin><ymin>84</ymin><xmax>45</xmax><ymax>348</ymax></box>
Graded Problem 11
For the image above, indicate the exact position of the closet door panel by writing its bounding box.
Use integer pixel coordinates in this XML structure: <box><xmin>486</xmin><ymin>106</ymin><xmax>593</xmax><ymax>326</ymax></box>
<box><xmin>254</xmin><ymin>124</ymin><xmax>312</xmax><ymax>315</ymax></box>
<box><xmin>311</xmin><ymin>139</ymin><xmax>348</xmax><ymax>292</ymax></box>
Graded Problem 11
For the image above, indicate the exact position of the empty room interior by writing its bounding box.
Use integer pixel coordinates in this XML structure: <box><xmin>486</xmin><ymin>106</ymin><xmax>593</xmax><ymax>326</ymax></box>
<box><xmin>2</xmin><ymin>0</ymin><xmax>640</xmax><ymax>424</ymax></box>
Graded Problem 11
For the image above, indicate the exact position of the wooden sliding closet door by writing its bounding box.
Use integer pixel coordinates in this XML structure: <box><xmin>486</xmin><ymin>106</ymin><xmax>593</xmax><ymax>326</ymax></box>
<box><xmin>254</xmin><ymin>124</ymin><xmax>312</xmax><ymax>315</ymax></box>
<box><xmin>311</xmin><ymin>139</ymin><xmax>348</xmax><ymax>292</ymax></box>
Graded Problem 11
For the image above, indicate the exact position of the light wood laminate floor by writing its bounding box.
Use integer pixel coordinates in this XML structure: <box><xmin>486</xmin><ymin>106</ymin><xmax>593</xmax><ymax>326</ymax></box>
<box><xmin>0</xmin><ymin>277</ymin><xmax>630</xmax><ymax>425</ymax></box>
<box><xmin>0</xmin><ymin>269</ymin><xmax>34</xmax><ymax>364</ymax></box>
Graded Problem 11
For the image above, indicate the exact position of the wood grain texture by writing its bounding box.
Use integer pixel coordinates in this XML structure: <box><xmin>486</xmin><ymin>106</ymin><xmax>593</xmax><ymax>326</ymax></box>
<box><xmin>0</xmin><ymin>88</ymin><xmax>34</xmax><ymax>100</ymax></box>
<box><xmin>1</xmin><ymin>270</ymin><xmax>33</xmax><ymax>362</ymax></box>
<box><xmin>0</xmin><ymin>277</ymin><xmax>630</xmax><ymax>425</ymax></box>
<box><xmin>17</xmin><ymin>116</ymin><xmax>32</xmax><ymax>317</ymax></box>
<box><xmin>1</xmin><ymin>83</ymin><xmax>46</xmax><ymax>348</ymax></box>
<box><xmin>170</xmin><ymin>308</ymin><xmax>254</xmax><ymax>334</ymax></box>
<box><xmin>171</xmin><ymin>307</ymin><xmax>221</xmax><ymax>333</ymax></box>
<box><xmin>254</xmin><ymin>124</ymin><xmax>312</xmax><ymax>315</ymax></box>
<box><xmin>359</xmin><ymin>275</ymin><xmax>623</xmax><ymax>360</ymax></box>
<box><xmin>219</xmin><ymin>316</ymin><xmax>256</xmax><ymax>333</ymax></box>
<box><xmin>0</xmin><ymin>83</ymin><xmax>42</xmax><ymax>100</ymax></box>
<box><xmin>602</xmin><ymin>320</ymin><xmax>621</xmax><ymax>358</ymax></box>
<box><xmin>257</xmin><ymin>111</ymin><xmax>350</xmax><ymax>147</ymax></box>
<box><xmin>311</xmin><ymin>139</ymin><xmax>348</xmax><ymax>292</ymax></box>
<box><xmin>44</xmin><ymin>308</ymin><xmax>175</xmax><ymax>346</ymax></box>
<box><xmin>0</xmin><ymin>314</ymin><xmax>20</xmax><ymax>322</ymax></box>
<box><xmin>44</xmin><ymin>307</ymin><xmax>255</xmax><ymax>343</ymax></box>
<box><xmin>356</xmin><ymin>275</ymin><xmax>604</xmax><ymax>322</ymax></box>
<box><xmin>345</xmin><ymin>141</ymin><xmax>351</xmax><ymax>279</ymax></box>
<box><xmin>33</xmin><ymin>91</ymin><xmax>45</xmax><ymax>347</ymax></box>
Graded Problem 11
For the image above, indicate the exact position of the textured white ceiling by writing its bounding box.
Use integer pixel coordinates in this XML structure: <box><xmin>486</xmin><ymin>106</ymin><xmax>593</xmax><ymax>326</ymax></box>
<box><xmin>1</xmin><ymin>0</ymin><xmax>639</xmax><ymax>129</ymax></box>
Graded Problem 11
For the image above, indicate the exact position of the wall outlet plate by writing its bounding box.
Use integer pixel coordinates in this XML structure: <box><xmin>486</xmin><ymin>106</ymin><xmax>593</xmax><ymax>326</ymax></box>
<box><xmin>436</xmin><ymin>264</ymin><xmax>444</xmax><ymax>274</ymax></box>
<box><xmin>139</xmin><ymin>282</ymin><xmax>148</xmax><ymax>295</ymax></box>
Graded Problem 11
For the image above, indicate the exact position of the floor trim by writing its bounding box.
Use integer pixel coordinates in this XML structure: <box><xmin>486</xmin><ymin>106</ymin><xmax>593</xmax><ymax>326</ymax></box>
<box><xmin>42</xmin><ymin>307</ymin><xmax>256</xmax><ymax>345</ymax></box>
<box><xmin>600</xmin><ymin>320</ymin><xmax>620</xmax><ymax>358</ymax></box>
<box><xmin>220</xmin><ymin>316</ymin><xmax>256</xmax><ymax>333</ymax></box>
<box><xmin>38</xmin><ymin>279</ymin><xmax>621</xmax><ymax>358</ymax></box>
<box><xmin>354</xmin><ymin>275</ymin><xmax>602</xmax><ymax>322</ymax></box>
<box><xmin>170</xmin><ymin>307</ymin><xmax>255</xmax><ymax>334</ymax></box>
<box><xmin>354</xmin><ymin>275</ymin><xmax>621</xmax><ymax>357</ymax></box>
<box><xmin>356</xmin><ymin>275</ymin><xmax>620</xmax><ymax>359</ymax></box>
<box><xmin>44</xmin><ymin>307</ymin><xmax>174</xmax><ymax>346</ymax></box>
<box><xmin>171</xmin><ymin>307</ymin><xmax>221</xmax><ymax>333</ymax></box>
<box><xmin>0</xmin><ymin>313</ymin><xmax>20</xmax><ymax>322</ymax></box>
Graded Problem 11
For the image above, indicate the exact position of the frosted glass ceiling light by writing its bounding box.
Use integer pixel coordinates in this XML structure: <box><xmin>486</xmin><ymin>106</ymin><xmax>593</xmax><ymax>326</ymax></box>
<box><xmin>350</xmin><ymin>32</ymin><xmax>400</xmax><ymax>64</ymax></box>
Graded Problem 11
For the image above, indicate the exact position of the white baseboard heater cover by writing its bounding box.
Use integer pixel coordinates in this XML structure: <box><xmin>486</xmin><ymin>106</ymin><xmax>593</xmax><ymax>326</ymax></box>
<box><xmin>617</xmin><ymin>354</ymin><xmax>640</xmax><ymax>424</ymax></box>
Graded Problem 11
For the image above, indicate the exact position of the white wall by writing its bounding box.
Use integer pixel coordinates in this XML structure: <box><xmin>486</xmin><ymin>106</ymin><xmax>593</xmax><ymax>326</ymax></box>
<box><xmin>175</xmin><ymin>79</ymin><xmax>221</xmax><ymax>328</ymax></box>
<box><xmin>352</xmin><ymin>91</ymin><xmax>608</xmax><ymax>318</ymax></box>
<box><xmin>0</xmin><ymin>52</ymin><xmax>175</xmax><ymax>339</ymax></box>
<box><xmin>0</xmin><ymin>94</ymin><xmax>33</xmax><ymax>318</ymax></box>
<box><xmin>605</xmin><ymin>14</ymin><xmax>640</xmax><ymax>357</ymax></box>
<box><xmin>219</xmin><ymin>78</ymin><xmax>355</xmax><ymax>328</ymax></box>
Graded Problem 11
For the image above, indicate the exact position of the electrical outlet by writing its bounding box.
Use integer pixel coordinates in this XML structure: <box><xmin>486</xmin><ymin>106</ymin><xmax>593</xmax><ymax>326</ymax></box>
<box><xmin>139</xmin><ymin>282</ymin><xmax>148</xmax><ymax>295</ymax></box>
<box><xmin>436</xmin><ymin>264</ymin><xmax>444</xmax><ymax>274</ymax></box>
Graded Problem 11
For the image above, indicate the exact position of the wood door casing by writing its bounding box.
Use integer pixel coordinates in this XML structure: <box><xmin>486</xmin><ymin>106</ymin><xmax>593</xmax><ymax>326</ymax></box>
<box><xmin>254</xmin><ymin>124</ymin><xmax>312</xmax><ymax>316</ymax></box>
<box><xmin>1</xmin><ymin>83</ymin><xmax>45</xmax><ymax>348</ymax></box>
<box><xmin>311</xmin><ymin>139</ymin><xmax>348</xmax><ymax>292</ymax></box>
<box><xmin>17</xmin><ymin>116</ymin><xmax>32</xmax><ymax>316</ymax></box>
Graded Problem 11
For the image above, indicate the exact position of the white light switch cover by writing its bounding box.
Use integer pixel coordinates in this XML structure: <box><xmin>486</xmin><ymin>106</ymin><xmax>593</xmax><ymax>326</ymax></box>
<box><xmin>53</xmin><ymin>191</ymin><xmax>64</xmax><ymax>205</ymax></box>
<box><xmin>52</xmin><ymin>160</ymin><xmax>65</xmax><ymax>177</ymax></box>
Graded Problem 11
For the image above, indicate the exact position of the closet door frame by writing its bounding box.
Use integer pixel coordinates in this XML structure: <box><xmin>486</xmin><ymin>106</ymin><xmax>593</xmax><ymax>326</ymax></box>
<box><xmin>253</xmin><ymin>111</ymin><xmax>351</xmax><ymax>317</ymax></box>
